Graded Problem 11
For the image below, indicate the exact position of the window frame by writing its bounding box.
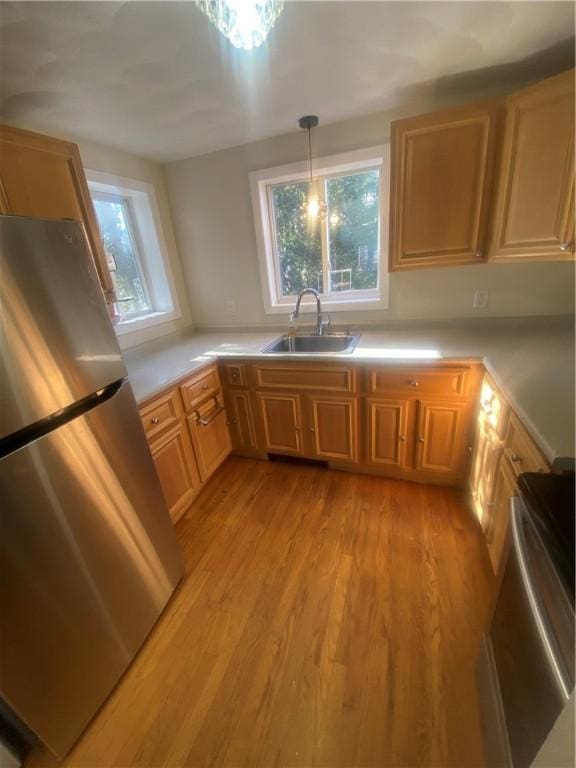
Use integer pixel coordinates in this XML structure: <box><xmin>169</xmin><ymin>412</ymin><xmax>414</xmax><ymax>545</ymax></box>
<box><xmin>87</xmin><ymin>170</ymin><xmax>181</xmax><ymax>335</ymax></box>
<box><xmin>90</xmin><ymin>189</ymin><xmax>154</xmax><ymax>320</ymax></box>
<box><xmin>250</xmin><ymin>145</ymin><xmax>390</xmax><ymax>314</ymax></box>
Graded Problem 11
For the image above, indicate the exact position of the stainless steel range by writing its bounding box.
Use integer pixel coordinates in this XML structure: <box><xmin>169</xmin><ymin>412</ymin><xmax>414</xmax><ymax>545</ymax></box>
<box><xmin>477</xmin><ymin>470</ymin><xmax>575</xmax><ymax>767</ymax></box>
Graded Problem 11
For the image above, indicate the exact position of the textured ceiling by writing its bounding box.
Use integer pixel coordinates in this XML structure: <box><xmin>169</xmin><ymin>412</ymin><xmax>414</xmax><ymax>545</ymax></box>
<box><xmin>0</xmin><ymin>1</ymin><xmax>574</xmax><ymax>162</ymax></box>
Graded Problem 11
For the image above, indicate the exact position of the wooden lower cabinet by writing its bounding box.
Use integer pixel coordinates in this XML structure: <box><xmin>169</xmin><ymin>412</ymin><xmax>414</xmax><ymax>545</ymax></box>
<box><xmin>485</xmin><ymin>455</ymin><xmax>517</xmax><ymax>573</ymax></box>
<box><xmin>149</xmin><ymin>422</ymin><xmax>202</xmax><ymax>523</ymax></box>
<box><xmin>470</xmin><ymin>415</ymin><xmax>504</xmax><ymax>531</ymax></box>
<box><xmin>187</xmin><ymin>395</ymin><xmax>232</xmax><ymax>482</ymax></box>
<box><xmin>256</xmin><ymin>392</ymin><xmax>303</xmax><ymax>455</ymax></box>
<box><xmin>367</xmin><ymin>398</ymin><xmax>410</xmax><ymax>468</ymax></box>
<box><xmin>308</xmin><ymin>396</ymin><xmax>358</xmax><ymax>462</ymax></box>
<box><xmin>226</xmin><ymin>390</ymin><xmax>258</xmax><ymax>452</ymax></box>
<box><xmin>414</xmin><ymin>399</ymin><xmax>468</xmax><ymax>475</ymax></box>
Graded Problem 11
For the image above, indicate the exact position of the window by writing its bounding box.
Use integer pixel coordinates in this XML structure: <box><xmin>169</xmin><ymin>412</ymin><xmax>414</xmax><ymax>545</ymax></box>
<box><xmin>92</xmin><ymin>192</ymin><xmax>152</xmax><ymax>320</ymax></box>
<box><xmin>250</xmin><ymin>146</ymin><xmax>389</xmax><ymax>314</ymax></box>
<box><xmin>88</xmin><ymin>171</ymin><xmax>180</xmax><ymax>334</ymax></box>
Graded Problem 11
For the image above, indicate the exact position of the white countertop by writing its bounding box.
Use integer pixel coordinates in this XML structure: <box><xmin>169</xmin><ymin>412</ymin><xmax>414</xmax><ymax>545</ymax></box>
<box><xmin>123</xmin><ymin>317</ymin><xmax>575</xmax><ymax>461</ymax></box>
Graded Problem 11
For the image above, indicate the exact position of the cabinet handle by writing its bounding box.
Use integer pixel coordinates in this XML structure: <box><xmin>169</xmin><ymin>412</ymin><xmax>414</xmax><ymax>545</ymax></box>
<box><xmin>150</xmin><ymin>417</ymin><xmax>160</xmax><ymax>424</ymax></box>
<box><xmin>511</xmin><ymin>452</ymin><xmax>523</xmax><ymax>463</ymax></box>
<box><xmin>409</xmin><ymin>380</ymin><xmax>420</xmax><ymax>387</ymax></box>
<box><xmin>197</xmin><ymin>406</ymin><xmax>225</xmax><ymax>426</ymax></box>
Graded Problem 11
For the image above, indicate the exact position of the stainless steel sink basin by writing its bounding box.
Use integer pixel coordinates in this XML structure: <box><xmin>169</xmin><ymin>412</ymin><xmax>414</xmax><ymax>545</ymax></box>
<box><xmin>262</xmin><ymin>333</ymin><xmax>360</xmax><ymax>354</ymax></box>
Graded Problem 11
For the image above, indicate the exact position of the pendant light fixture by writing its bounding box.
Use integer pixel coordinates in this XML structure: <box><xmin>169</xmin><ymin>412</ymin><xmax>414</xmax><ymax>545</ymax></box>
<box><xmin>299</xmin><ymin>115</ymin><xmax>326</xmax><ymax>220</ymax></box>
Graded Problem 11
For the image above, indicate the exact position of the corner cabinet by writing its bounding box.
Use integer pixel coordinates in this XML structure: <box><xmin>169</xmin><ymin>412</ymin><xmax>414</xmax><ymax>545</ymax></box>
<box><xmin>139</xmin><ymin>364</ymin><xmax>231</xmax><ymax>524</ymax></box>
<box><xmin>489</xmin><ymin>69</ymin><xmax>575</xmax><ymax>261</ymax></box>
<box><xmin>0</xmin><ymin>124</ymin><xmax>115</xmax><ymax>301</ymax></box>
<box><xmin>389</xmin><ymin>102</ymin><xmax>499</xmax><ymax>270</ymax></box>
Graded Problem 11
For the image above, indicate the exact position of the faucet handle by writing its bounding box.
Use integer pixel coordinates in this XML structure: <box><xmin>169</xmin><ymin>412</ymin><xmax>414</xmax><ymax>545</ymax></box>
<box><xmin>319</xmin><ymin>313</ymin><xmax>331</xmax><ymax>334</ymax></box>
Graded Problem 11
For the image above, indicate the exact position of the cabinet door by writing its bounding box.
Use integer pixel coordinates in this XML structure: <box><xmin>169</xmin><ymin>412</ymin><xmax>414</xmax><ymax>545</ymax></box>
<box><xmin>390</xmin><ymin>102</ymin><xmax>498</xmax><ymax>270</ymax></box>
<box><xmin>415</xmin><ymin>400</ymin><xmax>467</xmax><ymax>475</ymax></box>
<box><xmin>187</xmin><ymin>396</ymin><xmax>232</xmax><ymax>482</ymax></box>
<box><xmin>470</xmin><ymin>415</ymin><xmax>504</xmax><ymax>531</ymax></box>
<box><xmin>367</xmin><ymin>398</ymin><xmax>410</xmax><ymax>468</ymax></box>
<box><xmin>308</xmin><ymin>396</ymin><xmax>358</xmax><ymax>462</ymax></box>
<box><xmin>149</xmin><ymin>422</ymin><xmax>201</xmax><ymax>523</ymax></box>
<box><xmin>226</xmin><ymin>391</ymin><xmax>257</xmax><ymax>451</ymax></box>
<box><xmin>485</xmin><ymin>456</ymin><xmax>517</xmax><ymax>574</ymax></box>
<box><xmin>256</xmin><ymin>393</ymin><xmax>303</xmax><ymax>455</ymax></box>
<box><xmin>490</xmin><ymin>70</ymin><xmax>575</xmax><ymax>261</ymax></box>
<box><xmin>0</xmin><ymin>124</ymin><xmax>115</xmax><ymax>300</ymax></box>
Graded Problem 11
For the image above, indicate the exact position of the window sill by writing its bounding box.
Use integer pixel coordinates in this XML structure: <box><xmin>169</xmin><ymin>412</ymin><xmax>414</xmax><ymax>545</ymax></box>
<box><xmin>114</xmin><ymin>309</ymin><xmax>180</xmax><ymax>336</ymax></box>
<box><xmin>264</xmin><ymin>296</ymin><xmax>388</xmax><ymax>315</ymax></box>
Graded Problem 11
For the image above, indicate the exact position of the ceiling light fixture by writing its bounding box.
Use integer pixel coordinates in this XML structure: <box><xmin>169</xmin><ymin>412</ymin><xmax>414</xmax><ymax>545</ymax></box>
<box><xmin>299</xmin><ymin>115</ymin><xmax>327</xmax><ymax>220</ymax></box>
<box><xmin>196</xmin><ymin>0</ymin><xmax>284</xmax><ymax>50</ymax></box>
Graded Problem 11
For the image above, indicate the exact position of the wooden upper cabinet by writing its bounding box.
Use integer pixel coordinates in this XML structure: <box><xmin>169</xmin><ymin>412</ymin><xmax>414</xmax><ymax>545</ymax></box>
<box><xmin>389</xmin><ymin>102</ymin><xmax>499</xmax><ymax>270</ymax></box>
<box><xmin>489</xmin><ymin>70</ymin><xmax>575</xmax><ymax>261</ymax></box>
<box><xmin>0</xmin><ymin>124</ymin><xmax>115</xmax><ymax>300</ymax></box>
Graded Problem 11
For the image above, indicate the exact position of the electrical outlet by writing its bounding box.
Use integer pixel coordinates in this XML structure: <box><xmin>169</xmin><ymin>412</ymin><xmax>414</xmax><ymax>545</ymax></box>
<box><xmin>473</xmin><ymin>290</ymin><xmax>489</xmax><ymax>309</ymax></box>
<box><xmin>225</xmin><ymin>299</ymin><xmax>237</xmax><ymax>316</ymax></box>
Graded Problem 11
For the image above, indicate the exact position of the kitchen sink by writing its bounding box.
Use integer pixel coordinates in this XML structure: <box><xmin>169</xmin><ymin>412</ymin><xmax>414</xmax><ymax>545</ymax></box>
<box><xmin>262</xmin><ymin>333</ymin><xmax>360</xmax><ymax>354</ymax></box>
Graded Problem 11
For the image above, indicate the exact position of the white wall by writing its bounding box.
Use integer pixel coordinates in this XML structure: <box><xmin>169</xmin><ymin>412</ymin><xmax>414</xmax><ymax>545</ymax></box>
<box><xmin>164</xmin><ymin>89</ymin><xmax>575</xmax><ymax>329</ymax></box>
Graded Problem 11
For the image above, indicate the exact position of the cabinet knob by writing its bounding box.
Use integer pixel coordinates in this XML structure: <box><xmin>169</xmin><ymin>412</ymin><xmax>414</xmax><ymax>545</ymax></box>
<box><xmin>295</xmin><ymin>425</ymin><xmax>301</xmax><ymax>431</ymax></box>
<box><xmin>409</xmin><ymin>380</ymin><xmax>420</xmax><ymax>387</ymax></box>
<box><xmin>398</xmin><ymin>435</ymin><xmax>406</xmax><ymax>442</ymax></box>
<box><xmin>310</xmin><ymin>426</ymin><xmax>315</xmax><ymax>432</ymax></box>
<box><xmin>417</xmin><ymin>436</ymin><xmax>425</xmax><ymax>443</ymax></box>
<box><xmin>476</xmin><ymin>249</ymin><xmax>483</xmax><ymax>259</ymax></box>
<box><xmin>511</xmin><ymin>452</ymin><xmax>523</xmax><ymax>463</ymax></box>
<box><xmin>202</xmin><ymin>384</ymin><xmax>209</xmax><ymax>390</ymax></box>
<box><xmin>150</xmin><ymin>417</ymin><xmax>160</xmax><ymax>424</ymax></box>
<box><xmin>560</xmin><ymin>241</ymin><xmax>573</xmax><ymax>252</ymax></box>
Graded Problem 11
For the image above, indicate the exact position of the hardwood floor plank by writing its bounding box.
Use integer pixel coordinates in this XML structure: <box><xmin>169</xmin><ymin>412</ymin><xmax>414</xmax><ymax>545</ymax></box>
<box><xmin>27</xmin><ymin>457</ymin><xmax>492</xmax><ymax>768</ymax></box>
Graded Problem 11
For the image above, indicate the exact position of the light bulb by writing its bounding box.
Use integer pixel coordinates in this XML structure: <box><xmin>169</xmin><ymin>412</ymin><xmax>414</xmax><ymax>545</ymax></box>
<box><xmin>307</xmin><ymin>197</ymin><xmax>320</xmax><ymax>218</ymax></box>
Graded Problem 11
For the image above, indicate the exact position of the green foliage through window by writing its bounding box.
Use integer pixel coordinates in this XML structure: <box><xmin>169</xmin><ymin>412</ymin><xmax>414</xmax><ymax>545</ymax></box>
<box><xmin>92</xmin><ymin>194</ymin><xmax>152</xmax><ymax>319</ymax></box>
<box><xmin>269</xmin><ymin>167</ymin><xmax>380</xmax><ymax>298</ymax></box>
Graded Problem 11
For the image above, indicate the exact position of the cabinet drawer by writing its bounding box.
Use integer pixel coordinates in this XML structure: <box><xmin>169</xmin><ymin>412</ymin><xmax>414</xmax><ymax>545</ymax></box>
<box><xmin>180</xmin><ymin>365</ymin><xmax>221</xmax><ymax>412</ymax></box>
<box><xmin>139</xmin><ymin>389</ymin><xmax>182</xmax><ymax>440</ymax></box>
<box><xmin>254</xmin><ymin>364</ymin><xmax>355</xmax><ymax>392</ymax></box>
<box><xmin>221</xmin><ymin>362</ymin><xmax>248</xmax><ymax>387</ymax></box>
<box><xmin>504</xmin><ymin>412</ymin><xmax>549</xmax><ymax>476</ymax></box>
<box><xmin>369</xmin><ymin>366</ymin><xmax>471</xmax><ymax>398</ymax></box>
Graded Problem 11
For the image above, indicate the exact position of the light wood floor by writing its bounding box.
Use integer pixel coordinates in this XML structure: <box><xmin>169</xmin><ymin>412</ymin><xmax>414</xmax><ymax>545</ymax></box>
<box><xmin>31</xmin><ymin>457</ymin><xmax>494</xmax><ymax>768</ymax></box>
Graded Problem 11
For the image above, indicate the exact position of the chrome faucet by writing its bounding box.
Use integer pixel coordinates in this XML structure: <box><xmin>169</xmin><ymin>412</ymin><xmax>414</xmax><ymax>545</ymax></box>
<box><xmin>290</xmin><ymin>288</ymin><xmax>330</xmax><ymax>336</ymax></box>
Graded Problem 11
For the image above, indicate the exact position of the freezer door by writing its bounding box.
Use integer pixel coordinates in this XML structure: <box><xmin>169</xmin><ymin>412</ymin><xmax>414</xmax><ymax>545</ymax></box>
<box><xmin>0</xmin><ymin>381</ymin><xmax>184</xmax><ymax>758</ymax></box>
<box><xmin>0</xmin><ymin>216</ymin><xmax>126</xmax><ymax>439</ymax></box>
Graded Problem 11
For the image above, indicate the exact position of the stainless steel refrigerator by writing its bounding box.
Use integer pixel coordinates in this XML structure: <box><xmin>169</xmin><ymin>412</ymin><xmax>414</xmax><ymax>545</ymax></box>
<box><xmin>0</xmin><ymin>216</ymin><xmax>184</xmax><ymax>758</ymax></box>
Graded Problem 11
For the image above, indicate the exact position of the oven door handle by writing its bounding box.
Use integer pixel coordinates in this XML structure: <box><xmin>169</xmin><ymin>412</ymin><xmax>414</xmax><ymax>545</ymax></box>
<box><xmin>510</xmin><ymin>496</ymin><xmax>572</xmax><ymax>701</ymax></box>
